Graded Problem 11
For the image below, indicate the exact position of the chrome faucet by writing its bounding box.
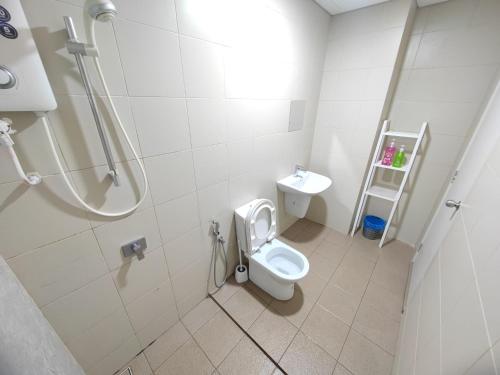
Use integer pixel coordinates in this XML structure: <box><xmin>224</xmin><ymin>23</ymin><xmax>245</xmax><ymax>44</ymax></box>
<box><xmin>294</xmin><ymin>164</ymin><xmax>306</xmax><ymax>177</ymax></box>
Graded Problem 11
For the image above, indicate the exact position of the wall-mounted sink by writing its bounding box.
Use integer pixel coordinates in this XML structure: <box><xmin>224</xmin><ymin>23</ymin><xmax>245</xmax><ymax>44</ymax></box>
<box><xmin>277</xmin><ymin>169</ymin><xmax>332</xmax><ymax>218</ymax></box>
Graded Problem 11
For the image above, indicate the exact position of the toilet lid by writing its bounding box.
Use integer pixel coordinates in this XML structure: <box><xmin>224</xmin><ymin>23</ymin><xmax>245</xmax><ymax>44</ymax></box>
<box><xmin>245</xmin><ymin>199</ymin><xmax>277</xmax><ymax>253</ymax></box>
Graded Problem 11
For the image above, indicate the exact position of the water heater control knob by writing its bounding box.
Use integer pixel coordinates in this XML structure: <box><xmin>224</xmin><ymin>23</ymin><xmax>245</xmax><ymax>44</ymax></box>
<box><xmin>0</xmin><ymin>65</ymin><xmax>16</xmax><ymax>89</ymax></box>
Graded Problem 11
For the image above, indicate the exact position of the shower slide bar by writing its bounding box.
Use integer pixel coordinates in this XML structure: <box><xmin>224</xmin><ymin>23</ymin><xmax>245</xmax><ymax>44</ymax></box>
<box><xmin>63</xmin><ymin>16</ymin><xmax>119</xmax><ymax>186</ymax></box>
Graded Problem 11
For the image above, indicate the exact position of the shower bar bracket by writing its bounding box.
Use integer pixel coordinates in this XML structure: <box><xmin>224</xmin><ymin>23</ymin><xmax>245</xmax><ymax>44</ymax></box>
<box><xmin>63</xmin><ymin>16</ymin><xmax>120</xmax><ymax>186</ymax></box>
<box><xmin>66</xmin><ymin>40</ymin><xmax>99</xmax><ymax>57</ymax></box>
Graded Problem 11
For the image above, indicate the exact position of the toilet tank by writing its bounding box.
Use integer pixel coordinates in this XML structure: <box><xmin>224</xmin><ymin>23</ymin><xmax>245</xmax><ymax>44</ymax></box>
<box><xmin>235</xmin><ymin>200</ymin><xmax>253</xmax><ymax>255</ymax></box>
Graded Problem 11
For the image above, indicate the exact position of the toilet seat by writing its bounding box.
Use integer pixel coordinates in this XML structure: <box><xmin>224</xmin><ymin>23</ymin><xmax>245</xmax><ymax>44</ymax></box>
<box><xmin>245</xmin><ymin>199</ymin><xmax>277</xmax><ymax>255</ymax></box>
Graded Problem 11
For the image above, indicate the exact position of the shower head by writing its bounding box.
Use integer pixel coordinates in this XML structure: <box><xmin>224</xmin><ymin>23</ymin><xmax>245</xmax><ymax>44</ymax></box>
<box><xmin>86</xmin><ymin>0</ymin><xmax>117</xmax><ymax>22</ymax></box>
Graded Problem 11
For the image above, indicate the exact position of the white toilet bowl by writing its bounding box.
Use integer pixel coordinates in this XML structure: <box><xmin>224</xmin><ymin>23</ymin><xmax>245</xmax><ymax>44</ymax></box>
<box><xmin>250</xmin><ymin>238</ymin><xmax>309</xmax><ymax>300</ymax></box>
<box><xmin>235</xmin><ymin>199</ymin><xmax>309</xmax><ymax>300</ymax></box>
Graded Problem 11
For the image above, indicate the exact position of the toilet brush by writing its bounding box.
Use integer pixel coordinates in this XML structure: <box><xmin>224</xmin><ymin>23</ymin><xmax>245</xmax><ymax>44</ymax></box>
<box><xmin>235</xmin><ymin>241</ymin><xmax>248</xmax><ymax>283</ymax></box>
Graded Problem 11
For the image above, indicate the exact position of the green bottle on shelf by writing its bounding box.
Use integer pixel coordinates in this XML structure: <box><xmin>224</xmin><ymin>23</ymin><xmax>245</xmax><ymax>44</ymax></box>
<box><xmin>392</xmin><ymin>145</ymin><xmax>406</xmax><ymax>168</ymax></box>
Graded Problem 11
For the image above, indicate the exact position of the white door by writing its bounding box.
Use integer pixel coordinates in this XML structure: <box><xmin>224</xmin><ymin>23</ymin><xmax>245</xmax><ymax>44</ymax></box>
<box><xmin>408</xmin><ymin>79</ymin><xmax>500</xmax><ymax>300</ymax></box>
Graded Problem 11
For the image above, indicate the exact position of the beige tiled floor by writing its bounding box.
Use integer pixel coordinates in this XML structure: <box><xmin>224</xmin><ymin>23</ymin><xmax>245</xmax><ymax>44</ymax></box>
<box><xmin>116</xmin><ymin>219</ymin><xmax>412</xmax><ymax>375</ymax></box>
<box><xmin>211</xmin><ymin>218</ymin><xmax>413</xmax><ymax>375</ymax></box>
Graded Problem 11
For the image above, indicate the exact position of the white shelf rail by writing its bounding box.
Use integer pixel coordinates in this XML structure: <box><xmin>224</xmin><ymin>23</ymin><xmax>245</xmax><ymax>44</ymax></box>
<box><xmin>351</xmin><ymin>120</ymin><xmax>428</xmax><ymax>247</ymax></box>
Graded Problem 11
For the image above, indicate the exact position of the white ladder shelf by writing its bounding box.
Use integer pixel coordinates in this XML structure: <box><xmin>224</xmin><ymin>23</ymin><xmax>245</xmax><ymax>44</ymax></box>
<box><xmin>350</xmin><ymin>120</ymin><xmax>428</xmax><ymax>247</ymax></box>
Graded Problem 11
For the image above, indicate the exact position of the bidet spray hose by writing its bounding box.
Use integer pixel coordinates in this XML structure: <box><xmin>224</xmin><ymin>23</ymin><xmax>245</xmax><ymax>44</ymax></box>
<box><xmin>210</xmin><ymin>220</ymin><xmax>228</xmax><ymax>289</ymax></box>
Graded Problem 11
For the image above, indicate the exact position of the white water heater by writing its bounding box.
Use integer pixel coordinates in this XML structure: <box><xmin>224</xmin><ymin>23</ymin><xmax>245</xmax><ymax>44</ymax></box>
<box><xmin>0</xmin><ymin>0</ymin><xmax>56</xmax><ymax>111</ymax></box>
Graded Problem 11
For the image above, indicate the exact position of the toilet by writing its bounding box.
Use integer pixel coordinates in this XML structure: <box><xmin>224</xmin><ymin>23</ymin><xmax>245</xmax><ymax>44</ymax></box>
<box><xmin>235</xmin><ymin>199</ymin><xmax>309</xmax><ymax>300</ymax></box>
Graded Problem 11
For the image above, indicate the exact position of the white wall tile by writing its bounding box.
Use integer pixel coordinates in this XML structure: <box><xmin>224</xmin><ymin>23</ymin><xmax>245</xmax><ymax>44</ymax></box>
<box><xmin>424</xmin><ymin>0</ymin><xmax>478</xmax><ymax>32</ymax></box>
<box><xmin>114</xmin><ymin>19</ymin><xmax>184</xmax><ymax>97</ymax></box>
<box><xmin>224</xmin><ymin>48</ymin><xmax>296</xmax><ymax>99</ymax></box>
<box><xmin>472</xmin><ymin>0</ymin><xmax>500</xmax><ymax>26</ymax></box>
<box><xmin>252</xmin><ymin>100</ymin><xmax>291</xmax><ymax>137</ymax></box>
<box><xmin>187</xmin><ymin>99</ymin><xmax>227</xmax><ymax>148</ymax></box>
<box><xmin>70</xmin><ymin>160</ymin><xmax>152</xmax><ymax>227</ymax></box>
<box><xmin>319</xmin><ymin>70</ymin><xmax>370</xmax><ymax>101</ymax></box>
<box><xmin>175</xmin><ymin>0</ymin><xmax>233</xmax><ymax>45</ymax></box>
<box><xmin>389</xmin><ymin>100</ymin><xmax>479</xmax><ymax>136</ymax></box>
<box><xmin>0</xmin><ymin>112</ymin><xmax>65</xmax><ymax>184</ymax></box>
<box><xmin>227</xmin><ymin>139</ymin><xmax>254</xmax><ymax>177</ymax></box>
<box><xmin>170</xmin><ymin>258</ymin><xmax>210</xmax><ymax>316</ymax></box>
<box><xmin>8</xmin><ymin>230</ymin><xmax>107</xmax><ymax>307</ymax></box>
<box><xmin>417</xmin><ymin>255</ymin><xmax>440</xmax><ymax>347</ymax></box>
<box><xmin>144</xmin><ymin>151</ymin><xmax>196</xmax><ymax>205</ymax></box>
<box><xmin>22</xmin><ymin>0</ymin><xmax>127</xmax><ymax>96</ymax></box>
<box><xmin>197</xmin><ymin>181</ymin><xmax>231</xmax><ymax>225</ymax></box>
<box><xmin>131</xmin><ymin>98</ymin><xmax>190</xmax><ymax>158</ymax></box>
<box><xmin>94</xmin><ymin>208</ymin><xmax>162</xmax><ymax>270</ymax></box>
<box><xmin>180</xmin><ymin>36</ymin><xmax>225</xmax><ymax>98</ymax></box>
<box><xmin>414</xmin><ymin>23</ymin><xmax>500</xmax><ymax>69</ymax></box>
<box><xmin>0</xmin><ymin>175</ymin><xmax>90</xmax><ymax>259</ymax></box>
<box><xmin>225</xmin><ymin>100</ymin><xmax>257</xmax><ymax>140</ymax></box>
<box><xmin>229</xmin><ymin>172</ymin><xmax>259</xmax><ymax>209</ymax></box>
<box><xmin>66</xmin><ymin>307</ymin><xmax>134</xmax><ymax>370</ymax></box>
<box><xmin>361</xmin><ymin>67</ymin><xmax>394</xmax><ymax>101</ymax></box>
<box><xmin>192</xmin><ymin>144</ymin><xmax>229</xmax><ymax>188</ymax></box>
<box><xmin>399</xmin><ymin>66</ymin><xmax>498</xmax><ymax>103</ymax></box>
<box><xmin>86</xmin><ymin>335</ymin><xmax>141</xmax><ymax>375</ymax></box>
<box><xmin>42</xmin><ymin>275</ymin><xmax>123</xmax><ymax>342</ymax></box>
<box><xmin>125</xmin><ymin>281</ymin><xmax>179</xmax><ymax>347</ymax></box>
<box><xmin>315</xmin><ymin>101</ymin><xmax>360</xmax><ymax>130</ymax></box>
<box><xmin>163</xmin><ymin>226</ymin><xmax>207</xmax><ymax>277</ymax></box>
<box><xmin>155</xmin><ymin>193</ymin><xmax>200</xmax><ymax>243</ymax></box>
<box><xmin>114</xmin><ymin>0</ymin><xmax>178</xmax><ymax>32</ymax></box>
<box><xmin>49</xmin><ymin>95</ymin><xmax>140</xmax><ymax>171</ymax></box>
<box><xmin>112</xmin><ymin>247</ymin><xmax>169</xmax><ymax>304</ymax></box>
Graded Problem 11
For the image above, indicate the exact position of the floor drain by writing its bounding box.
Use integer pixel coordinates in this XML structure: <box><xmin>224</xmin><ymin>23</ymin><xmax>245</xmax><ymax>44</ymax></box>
<box><xmin>208</xmin><ymin>294</ymin><xmax>288</xmax><ymax>374</ymax></box>
<box><xmin>118</xmin><ymin>367</ymin><xmax>133</xmax><ymax>375</ymax></box>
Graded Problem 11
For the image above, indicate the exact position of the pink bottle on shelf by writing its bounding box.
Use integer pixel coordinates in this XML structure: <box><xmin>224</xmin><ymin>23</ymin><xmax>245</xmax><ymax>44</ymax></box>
<box><xmin>381</xmin><ymin>139</ymin><xmax>396</xmax><ymax>166</ymax></box>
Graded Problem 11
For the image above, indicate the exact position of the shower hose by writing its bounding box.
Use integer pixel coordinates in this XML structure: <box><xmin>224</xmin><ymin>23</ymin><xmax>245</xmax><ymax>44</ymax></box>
<box><xmin>41</xmin><ymin>19</ymin><xmax>148</xmax><ymax>217</ymax></box>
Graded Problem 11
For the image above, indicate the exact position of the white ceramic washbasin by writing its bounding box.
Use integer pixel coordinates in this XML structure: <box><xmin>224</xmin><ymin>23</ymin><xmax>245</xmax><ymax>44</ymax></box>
<box><xmin>277</xmin><ymin>170</ymin><xmax>332</xmax><ymax>218</ymax></box>
<box><xmin>277</xmin><ymin>171</ymin><xmax>332</xmax><ymax>196</ymax></box>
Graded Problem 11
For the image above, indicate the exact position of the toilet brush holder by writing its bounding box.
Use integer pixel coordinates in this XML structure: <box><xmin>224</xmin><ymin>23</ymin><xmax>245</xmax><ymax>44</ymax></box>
<box><xmin>235</xmin><ymin>264</ymin><xmax>248</xmax><ymax>283</ymax></box>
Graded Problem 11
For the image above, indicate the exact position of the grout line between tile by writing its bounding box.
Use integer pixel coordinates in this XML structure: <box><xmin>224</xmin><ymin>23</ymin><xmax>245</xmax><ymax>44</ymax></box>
<box><xmin>257</xmin><ymin>227</ymin><xmax>353</xmax><ymax>372</ymax></box>
<box><xmin>141</xmin><ymin>319</ymin><xmax>191</xmax><ymax>373</ymax></box>
<box><xmin>294</xmin><ymin>231</ymin><xmax>354</xmax><ymax>374</ymax></box>
<box><xmin>333</xmin><ymin>233</ymin><xmax>395</xmax><ymax>373</ymax></box>
<box><xmin>208</xmin><ymin>293</ymin><xmax>288</xmax><ymax>375</ymax></box>
<box><xmin>180</xmin><ymin>317</ymin><xmax>223</xmax><ymax>373</ymax></box>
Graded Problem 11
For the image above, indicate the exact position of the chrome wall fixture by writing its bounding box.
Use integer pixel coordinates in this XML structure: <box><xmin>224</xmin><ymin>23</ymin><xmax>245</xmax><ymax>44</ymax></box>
<box><xmin>63</xmin><ymin>15</ymin><xmax>119</xmax><ymax>186</ymax></box>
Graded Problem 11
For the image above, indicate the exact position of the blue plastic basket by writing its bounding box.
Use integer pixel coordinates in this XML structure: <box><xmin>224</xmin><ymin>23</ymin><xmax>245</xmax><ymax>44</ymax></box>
<box><xmin>363</xmin><ymin>215</ymin><xmax>386</xmax><ymax>240</ymax></box>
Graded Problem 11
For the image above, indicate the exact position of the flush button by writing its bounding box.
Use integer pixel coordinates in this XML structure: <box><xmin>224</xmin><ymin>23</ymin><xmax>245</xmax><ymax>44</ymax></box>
<box><xmin>0</xmin><ymin>6</ymin><xmax>10</xmax><ymax>22</ymax></box>
<box><xmin>0</xmin><ymin>23</ymin><xmax>17</xmax><ymax>39</ymax></box>
<box><xmin>0</xmin><ymin>5</ymin><xmax>10</xmax><ymax>22</ymax></box>
<box><xmin>0</xmin><ymin>66</ymin><xmax>16</xmax><ymax>89</ymax></box>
